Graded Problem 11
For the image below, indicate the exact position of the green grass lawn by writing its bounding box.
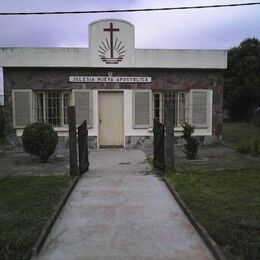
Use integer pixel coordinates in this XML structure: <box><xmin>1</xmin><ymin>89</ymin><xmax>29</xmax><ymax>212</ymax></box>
<box><xmin>223</xmin><ymin>122</ymin><xmax>260</xmax><ymax>150</ymax></box>
<box><xmin>165</xmin><ymin>157</ymin><xmax>260</xmax><ymax>260</ymax></box>
<box><xmin>0</xmin><ymin>176</ymin><xmax>71</xmax><ymax>260</ymax></box>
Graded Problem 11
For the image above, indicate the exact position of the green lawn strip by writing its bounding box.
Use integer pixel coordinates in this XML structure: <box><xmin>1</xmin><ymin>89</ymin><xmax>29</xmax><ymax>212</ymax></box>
<box><xmin>223</xmin><ymin>122</ymin><xmax>260</xmax><ymax>149</ymax></box>
<box><xmin>0</xmin><ymin>176</ymin><xmax>71</xmax><ymax>260</ymax></box>
<box><xmin>166</xmin><ymin>161</ymin><xmax>260</xmax><ymax>260</ymax></box>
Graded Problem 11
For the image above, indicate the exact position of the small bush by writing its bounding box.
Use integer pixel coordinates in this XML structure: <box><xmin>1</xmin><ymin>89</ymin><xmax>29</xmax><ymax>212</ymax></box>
<box><xmin>184</xmin><ymin>137</ymin><xmax>199</xmax><ymax>160</ymax></box>
<box><xmin>22</xmin><ymin>122</ymin><xmax>58</xmax><ymax>162</ymax></box>
<box><xmin>182</xmin><ymin>122</ymin><xmax>194</xmax><ymax>141</ymax></box>
<box><xmin>182</xmin><ymin>122</ymin><xmax>199</xmax><ymax>160</ymax></box>
<box><xmin>0</xmin><ymin>107</ymin><xmax>4</xmax><ymax>137</ymax></box>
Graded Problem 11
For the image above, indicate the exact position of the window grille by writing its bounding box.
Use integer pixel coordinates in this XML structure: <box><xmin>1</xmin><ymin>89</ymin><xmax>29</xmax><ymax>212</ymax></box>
<box><xmin>153</xmin><ymin>92</ymin><xmax>189</xmax><ymax>127</ymax></box>
<box><xmin>34</xmin><ymin>91</ymin><xmax>71</xmax><ymax>127</ymax></box>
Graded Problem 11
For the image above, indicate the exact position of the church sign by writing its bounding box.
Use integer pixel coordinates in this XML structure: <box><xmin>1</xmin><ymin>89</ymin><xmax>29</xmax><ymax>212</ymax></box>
<box><xmin>69</xmin><ymin>76</ymin><xmax>152</xmax><ymax>83</ymax></box>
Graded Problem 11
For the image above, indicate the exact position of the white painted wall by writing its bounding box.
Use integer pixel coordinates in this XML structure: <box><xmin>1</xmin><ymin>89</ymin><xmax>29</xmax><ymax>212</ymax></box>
<box><xmin>0</xmin><ymin>48</ymin><xmax>227</xmax><ymax>69</ymax></box>
<box><xmin>135</xmin><ymin>49</ymin><xmax>227</xmax><ymax>69</ymax></box>
<box><xmin>0</xmin><ymin>48</ymin><xmax>90</xmax><ymax>67</ymax></box>
<box><xmin>0</xmin><ymin>18</ymin><xmax>227</xmax><ymax>69</ymax></box>
<box><xmin>89</xmin><ymin>19</ymin><xmax>135</xmax><ymax>67</ymax></box>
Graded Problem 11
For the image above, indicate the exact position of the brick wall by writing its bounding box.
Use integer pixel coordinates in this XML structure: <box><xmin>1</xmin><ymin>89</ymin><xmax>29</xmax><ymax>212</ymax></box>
<box><xmin>3</xmin><ymin>67</ymin><xmax>224</xmax><ymax>139</ymax></box>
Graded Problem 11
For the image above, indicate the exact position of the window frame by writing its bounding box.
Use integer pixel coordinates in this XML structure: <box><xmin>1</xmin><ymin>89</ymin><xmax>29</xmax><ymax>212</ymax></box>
<box><xmin>152</xmin><ymin>91</ymin><xmax>189</xmax><ymax>128</ymax></box>
<box><xmin>34</xmin><ymin>90</ymin><xmax>71</xmax><ymax>128</ymax></box>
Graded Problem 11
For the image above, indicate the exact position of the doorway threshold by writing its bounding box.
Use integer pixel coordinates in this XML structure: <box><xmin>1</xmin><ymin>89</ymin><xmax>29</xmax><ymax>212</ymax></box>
<box><xmin>99</xmin><ymin>145</ymin><xmax>124</xmax><ymax>149</ymax></box>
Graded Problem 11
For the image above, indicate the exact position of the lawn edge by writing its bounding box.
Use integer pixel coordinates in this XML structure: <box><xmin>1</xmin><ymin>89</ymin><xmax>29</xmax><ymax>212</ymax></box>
<box><xmin>163</xmin><ymin>178</ymin><xmax>226</xmax><ymax>260</ymax></box>
<box><xmin>31</xmin><ymin>175</ymin><xmax>80</xmax><ymax>259</ymax></box>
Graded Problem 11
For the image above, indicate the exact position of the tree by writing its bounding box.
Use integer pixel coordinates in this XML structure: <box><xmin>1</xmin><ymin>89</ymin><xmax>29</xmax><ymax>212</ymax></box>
<box><xmin>224</xmin><ymin>38</ymin><xmax>260</xmax><ymax>121</ymax></box>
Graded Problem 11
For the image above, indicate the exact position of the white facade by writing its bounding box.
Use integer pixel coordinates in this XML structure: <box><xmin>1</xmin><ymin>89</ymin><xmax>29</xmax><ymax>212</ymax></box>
<box><xmin>0</xmin><ymin>19</ymin><xmax>227</xmax><ymax>69</ymax></box>
<box><xmin>16</xmin><ymin>89</ymin><xmax>213</xmax><ymax>142</ymax></box>
<box><xmin>0</xmin><ymin>47</ymin><xmax>227</xmax><ymax>69</ymax></box>
<box><xmin>2</xmin><ymin>19</ymin><xmax>227</xmax><ymax>148</ymax></box>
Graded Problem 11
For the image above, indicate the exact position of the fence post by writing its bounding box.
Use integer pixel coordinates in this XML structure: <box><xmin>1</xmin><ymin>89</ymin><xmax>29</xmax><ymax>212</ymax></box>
<box><xmin>165</xmin><ymin>103</ymin><xmax>175</xmax><ymax>172</ymax></box>
<box><xmin>68</xmin><ymin>106</ymin><xmax>78</xmax><ymax>176</ymax></box>
<box><xmin>78</xmin><ymin>120</ymin><xmax>89</xmax><ymax>175</ymax></box>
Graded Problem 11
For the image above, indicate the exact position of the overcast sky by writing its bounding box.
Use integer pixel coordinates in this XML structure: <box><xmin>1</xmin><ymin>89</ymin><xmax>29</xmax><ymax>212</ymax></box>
<box><xmin>0</xmin><ymin>0</ymin><xmax>260</xmax><ymax>94</ymax></box>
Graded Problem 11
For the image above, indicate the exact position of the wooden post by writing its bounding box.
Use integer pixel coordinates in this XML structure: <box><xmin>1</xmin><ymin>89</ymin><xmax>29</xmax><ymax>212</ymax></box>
<box><xmin>78</xmin><ymin>120</ymin><xmax>89</xmax><ymax>175</ymax></box>
<box><xmin>165</xmin><ymin>103</ymin><xmax>175</xmax><ymax>172</ymax></box>
<box><xmin>68</xmin><ymin>106</ymin><xmax>78</xmax><ymax>176</ymax></box>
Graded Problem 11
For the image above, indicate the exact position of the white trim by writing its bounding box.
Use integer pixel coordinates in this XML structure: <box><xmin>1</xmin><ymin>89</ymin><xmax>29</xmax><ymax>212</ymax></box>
<box><xmin>89</xmin><ymin>18</ymin><xmax>134</xmax><ymax>28</ymax></box>
<box><xmin>98</xmin><ymin>91</ymin><xmax>124</xmax><ymax>148</ymax></box>
<box><xmin>0</xmin><ymin>48</ymin><xmax>227</xmax><ymax>69</ymax></box>
<box><xmin>61</xmin><ymin>92</ymin><xmax>70</xmax><ymax>126</ymax></box>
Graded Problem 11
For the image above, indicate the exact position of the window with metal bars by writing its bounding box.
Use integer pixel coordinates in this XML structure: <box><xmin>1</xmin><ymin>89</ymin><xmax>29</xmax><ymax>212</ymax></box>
<box><xmin>153</xmin><ymin>92</ymin><xmax>189</xmax><ymax>127</ymax></box>
<box><xmin>34</xmin><ymin>91</ymin><xmax>71</xmax><ymax>127</ymax></box>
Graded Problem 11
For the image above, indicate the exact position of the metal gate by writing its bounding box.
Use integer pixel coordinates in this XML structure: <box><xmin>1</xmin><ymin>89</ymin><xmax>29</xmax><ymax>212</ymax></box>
<box><xmin>78</xmin><ymin>120</ymin><xmax>89</xmax><ymax>174</ymax></box>
<box><xmin>153</xmin><ymin>119</ymin><xmax>165</xmax><ymax>170</ymax></box>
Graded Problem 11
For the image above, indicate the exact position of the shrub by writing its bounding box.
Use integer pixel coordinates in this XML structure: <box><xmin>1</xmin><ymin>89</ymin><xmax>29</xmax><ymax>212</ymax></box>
<box><xmin>22</xmin><ymin>122</ymin><xmax>58</xmax><ymax>162</ymax></box>
<box><xmin>182</xmin><ymin>122</ymin><xmax>194</xmax><ymax>141</ymax></box>
<box><xmin>0</xmin><ymin>107</ymin><xmax>4</xmax><ymax>137</ymax></box>
<box><xmin>182</xmin><ymin>122</ymin><xmax>199</xmax><ymax>160</ymax></box>
<box><xmin>184</xmin><ymin>137</ymin><xmax>199</xmax><ymax>160</ymax></box>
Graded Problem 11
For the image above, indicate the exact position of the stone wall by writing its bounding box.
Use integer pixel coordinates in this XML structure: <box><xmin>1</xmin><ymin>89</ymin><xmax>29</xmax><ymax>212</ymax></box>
<box><xmin>5</xmin><ymin>135</ymin><xmax>98</xmax><ymax>150</ymax></box>
<box><xmin>57</xmin><ymin>136</ymin><xmax>97</xmax><ymax>149</ymax></box>
<box><xmin>125</xmin><ymin>136</ymin><xmax>153</xmax><ymax>155</ymax></box>
<box><xmin>3</xmin><ymin>67</ymin><xmax>224</xmax><ymax>140</ymax></box>
<box><xmin>124</xmin><ymin>135</ymin><xmax>222</xmax><ymax>156</ymax></box>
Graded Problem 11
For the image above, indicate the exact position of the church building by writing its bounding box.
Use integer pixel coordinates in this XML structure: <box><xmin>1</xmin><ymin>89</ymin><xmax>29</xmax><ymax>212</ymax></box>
<box><xmin>0</xmin><ymin>19</ymin><xmax>227</xmax><ymax>149</ymax></box>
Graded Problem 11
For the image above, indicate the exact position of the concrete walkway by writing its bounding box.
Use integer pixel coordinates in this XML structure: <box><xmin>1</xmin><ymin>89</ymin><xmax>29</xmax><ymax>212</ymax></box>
<box><xmin>38</xmin><ymin>149</ymin><xmax>214</xmax><ymax>260</ymax></box>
